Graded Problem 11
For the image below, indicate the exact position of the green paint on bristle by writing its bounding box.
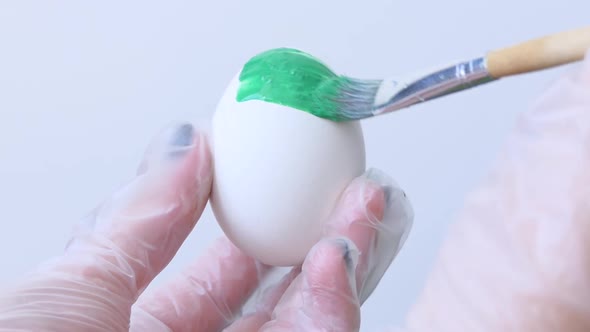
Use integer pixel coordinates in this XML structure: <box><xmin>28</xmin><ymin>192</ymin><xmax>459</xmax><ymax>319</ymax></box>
<box><xmin>236</xmin><ymin>48</ymin><xmax>348</xmax><ymax>121</ymax></box>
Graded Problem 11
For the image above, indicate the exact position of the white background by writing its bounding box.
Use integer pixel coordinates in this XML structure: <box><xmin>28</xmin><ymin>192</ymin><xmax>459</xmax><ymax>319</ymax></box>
<box><xmin>0</xmin><ymin>1</ymin><xmax>587</xmax><ymax>330</ymax></box>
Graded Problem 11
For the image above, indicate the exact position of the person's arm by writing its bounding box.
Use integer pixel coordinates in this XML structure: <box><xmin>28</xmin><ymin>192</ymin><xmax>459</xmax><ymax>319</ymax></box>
<box><xmin>404</xmin><ymin>51</ymin><xmax>590</xmax><ymax>331</ymax></box>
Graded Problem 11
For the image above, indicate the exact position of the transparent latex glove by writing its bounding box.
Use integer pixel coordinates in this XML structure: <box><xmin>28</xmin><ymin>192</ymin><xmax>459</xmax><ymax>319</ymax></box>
<box><xmin>0</xmin><ymin>122</ymin><xmax>413</xmax><ymax>331</ymax></box>
<box><xmin>390</xmin><ymin>52</ymin><xmax>590</xmax><ymax>332</ymax></box>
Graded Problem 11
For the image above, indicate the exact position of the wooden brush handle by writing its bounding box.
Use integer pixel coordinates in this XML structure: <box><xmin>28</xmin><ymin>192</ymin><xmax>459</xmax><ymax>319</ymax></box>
<box><xmin>486</xmin><ymin>26</ymin><xmax>590</xmax><ymax>78</ymax></box>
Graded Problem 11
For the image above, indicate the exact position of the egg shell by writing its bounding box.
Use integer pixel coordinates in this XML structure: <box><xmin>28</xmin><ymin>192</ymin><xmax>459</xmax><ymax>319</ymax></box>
<box><xmin>210</xmin><ymin>75</ymin><xmax>366</xmax><ymax>266</ymax></box>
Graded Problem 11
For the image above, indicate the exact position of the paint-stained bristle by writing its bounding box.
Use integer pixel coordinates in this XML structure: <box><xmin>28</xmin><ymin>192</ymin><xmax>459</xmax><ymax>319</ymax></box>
<box><xmin>318</xmin><ymin>77</ymin><xmax>381</xmax><ymax>121</ymax></box>
<box><xmin>236</xmin><ymin>47</ymin><xmax>381</xmax><ymax>122</ymax></box>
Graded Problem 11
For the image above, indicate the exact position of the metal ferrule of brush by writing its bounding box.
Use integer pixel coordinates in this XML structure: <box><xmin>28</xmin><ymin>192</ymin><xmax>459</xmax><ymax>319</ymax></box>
<box><xmin>373</xmin><ymin>57</ymin><xmax>495</xmax><ymax>115</ymax></box>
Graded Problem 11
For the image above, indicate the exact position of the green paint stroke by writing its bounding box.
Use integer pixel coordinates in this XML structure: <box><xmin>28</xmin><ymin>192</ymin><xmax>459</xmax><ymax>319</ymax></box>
<box><xmin>237</xmin><ymin>48</ymin><xmax>347</xmax><ymax>120</ymax></box>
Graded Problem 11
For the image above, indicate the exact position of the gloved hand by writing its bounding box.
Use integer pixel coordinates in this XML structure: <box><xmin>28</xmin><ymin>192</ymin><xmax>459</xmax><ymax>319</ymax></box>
<box><xmin>0</xmin><ymin>122</ymin><xmax>413</xmax><ymax>331</ymax></box>
<box><xmin>394</xmin><ymin>52</ymin><xmax>590</xmax><ymax>331</ymax></box>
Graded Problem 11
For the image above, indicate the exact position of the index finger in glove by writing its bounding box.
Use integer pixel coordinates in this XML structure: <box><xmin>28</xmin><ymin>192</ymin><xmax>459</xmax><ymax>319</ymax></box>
<box><xmin>258</xmin><ymin>169</ymin><xmax>413</xmax><ymax>331</ymax></box>
<box><xmin>324</xmin><ymin>168</ymin><xmax>413</xmax><ymax>303</ymax></box>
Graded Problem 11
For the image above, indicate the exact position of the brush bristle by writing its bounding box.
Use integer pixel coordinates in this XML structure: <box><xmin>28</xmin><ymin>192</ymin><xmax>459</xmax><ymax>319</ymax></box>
<box><xmin>315</xmin><ymin>77</ymin><xmax>381</xmax><ymax>121</ymax></box>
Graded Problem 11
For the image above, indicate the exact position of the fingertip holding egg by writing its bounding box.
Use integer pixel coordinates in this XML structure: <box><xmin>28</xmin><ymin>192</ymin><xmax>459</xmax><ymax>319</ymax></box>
<box><xmin>210</xmin><ymin>74</ymin><xmax>366</xmax><ymax>266</ymax></box>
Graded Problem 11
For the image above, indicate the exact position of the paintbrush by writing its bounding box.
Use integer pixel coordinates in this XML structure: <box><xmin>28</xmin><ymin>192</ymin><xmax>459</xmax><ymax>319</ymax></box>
<box><xmin>236</xmin><ymin>25</ymin><xmax>590</xmax><ymax>121</ymax></box>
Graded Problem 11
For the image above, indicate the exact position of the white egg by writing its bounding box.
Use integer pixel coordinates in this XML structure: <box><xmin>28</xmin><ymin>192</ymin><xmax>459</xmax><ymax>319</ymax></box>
<box><xmin>210</xmin><ymin>75</ymin><xmax>366</xmax><ymax>266</ymax></box>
